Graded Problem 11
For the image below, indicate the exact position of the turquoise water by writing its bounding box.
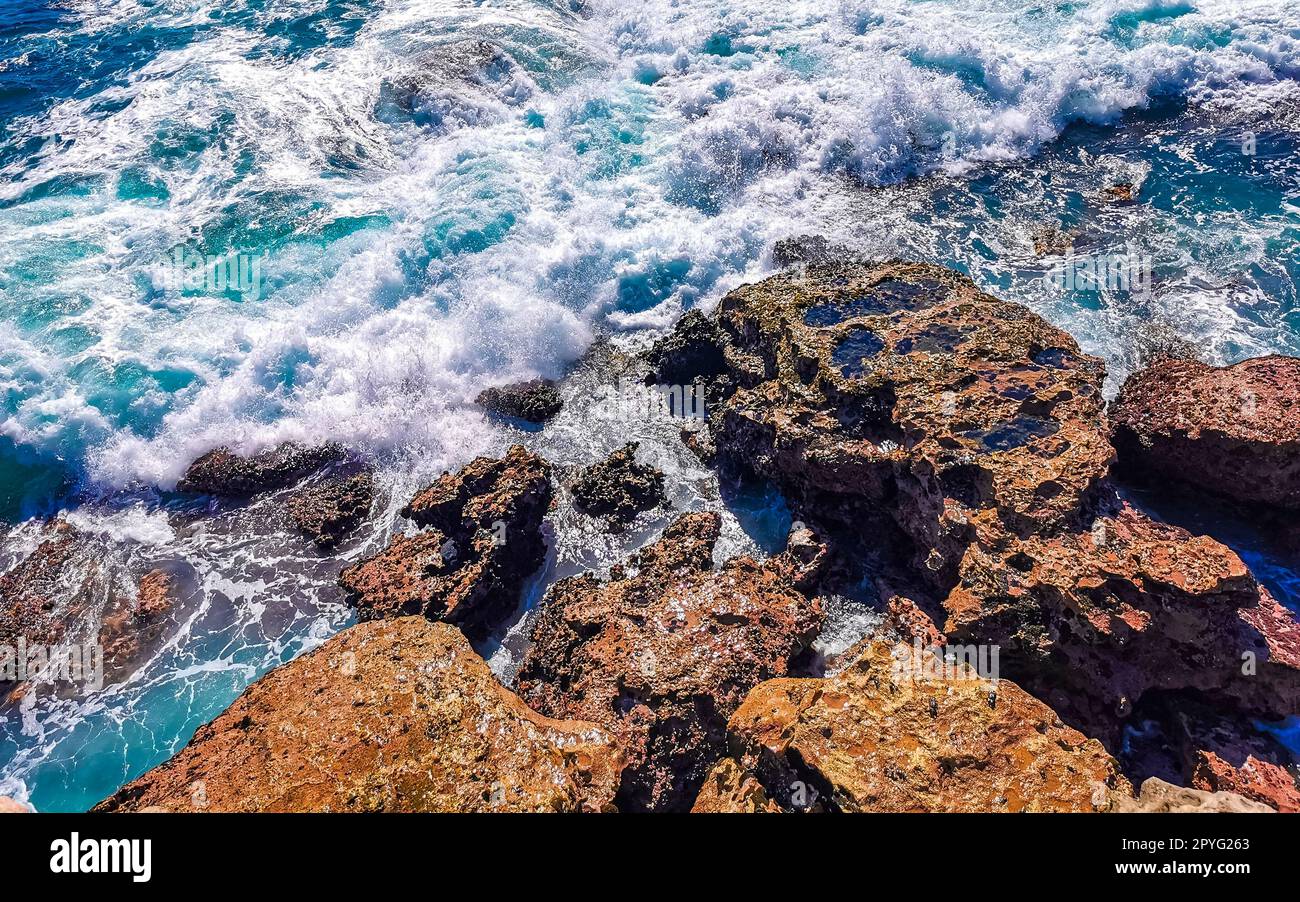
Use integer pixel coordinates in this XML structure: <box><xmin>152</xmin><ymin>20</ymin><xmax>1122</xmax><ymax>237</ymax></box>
<box><xmin>1</xmin><ymin>0</ymin><xmax>1299</xmax><ymax>810</ymax></box>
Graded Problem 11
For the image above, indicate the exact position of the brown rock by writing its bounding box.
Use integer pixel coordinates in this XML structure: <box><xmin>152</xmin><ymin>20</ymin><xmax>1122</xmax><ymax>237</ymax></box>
<box><xmin>1109</xmin><ymin>778</ymin><xmax>1274</xmax><ymax>813</ymax></box>
<box><xmin>94</xmin><ymin>617</ymin><xmax>622</xmax><ymax>812</ymax></box>
<box><xmin>176</xmin><ymin>442</ymin><xmax>346</xmax><ymax>496</ymax></box>
<box><xmin>0</xmin><ymin>520</ymin><xmax>89</xmax><ymax>650</ymax></box>
<box><xmin>286</xmin><ymin>470</ymin><xmax>374</xmax><ymax>548</ymax></box>
<box><xmin>691</xmin><ymin>758</ymin><xmax>780</xmax><ymax>813</ymax></box>
<box><xmin>1111</xmin><ymin>355</ymin><xmax>1300</xmax><ymax>510</ymax></box>
<box><xmin>98</xmin><ymin>569</ymin><xmax>178</xmax><ymax>685</ymax></box>
<box><xmin>570</xmin><ymin>442</ymin><xmax>666</xmax><ymax>525</ymax></box>
<box><xmin>475</xmin><ymin>379</ymin><xmax>563</xmax><ymax>424</ymax></box>
<box><xmin>1103</xmin><ymin>182</ymin><xmax>1136</xmax><ymax>203</ymax></box>
<box><xmin>516</xmin><ymin>512</ymin><xmax>825</xmax><ymax>811</ymax></box>
<box><xmin>723</xmin><ymin>641</ymin><xmax>1130</xmax><ymax>812</ymax></box>
<box><xmin>700</xmin><ymin>261</ymin><xmax>1300</xmax><ymax>744</ymax></box>
<box><xmin>339</xmin><ymin>445</ymin><xmax>551</xmax><ymax>640</ymax></box>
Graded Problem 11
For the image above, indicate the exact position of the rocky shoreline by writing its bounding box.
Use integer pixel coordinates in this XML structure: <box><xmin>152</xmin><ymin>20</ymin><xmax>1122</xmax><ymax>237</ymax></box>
<box><xmin>6</xmin><ymin>259</ymin><xmax>1299</xmax><ymax>813</ymax></box>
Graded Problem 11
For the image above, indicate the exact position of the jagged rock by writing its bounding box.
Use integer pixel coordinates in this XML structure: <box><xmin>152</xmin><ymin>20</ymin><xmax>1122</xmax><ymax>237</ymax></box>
<box><xmin>339</xmin><ymin>445</ymin><xmax>551</xmax><ymax>640</ymax></box>
<box><xmin>1111</xmin><ymin>355</ymin><xmax>1300</xmax><ymax>510</ymax></box>
<box><xmin>644</xmin><ymin>310</ymin><xmax>727</xmax><ymax>385</ymax></box>
<box><xmin>771</xmin><ymin>235</ymin><xmax>863</xmax><ymax>269</ymax></box>
<box><xmin>176</xmin><ymin>442</ymin><xmax>346</xmax><ymax>496</ymax></box>
<box><xmin>98</xmin><ymin>569</ymin><xmax>178</xmax><ymax>685</ymax></box>
<box><xmin>516</xmin><ymin>512</ymin><xmax>825</xmax><ymax>812</ymax></box>
<box><xmin>719</xmin><ymin>641</ymin><xmax>1130</xmax><ymax>812</ymax></box>
<box><xmin>0</xmin><ymin>796</ymin><xmax>29</xmax><ymax>813</ymax></box>
<box><xmin>475</xmin><ymin>379</ymin><xmax>563</xmax><ymax>423</ymax></box>
<box><xmin>286</xmin><ymin>470</ymin><xmax>374</xmax><ymax>548</ymax></box>
<box><xmin>1103</xmin><ymin>182</ymin><xmax>1136</xmax><ymax>203</ymax></box>
<box><xmin>1109</xmin><ymin>778</ymin><xmax>1274</xmax><ymax>813</ymax></box>
<box><xmin>94</xmin><ymin>618</ymin><xmax>622</xmax><ymax>812</ymax></box>
<box><xmin>680</xmin><ymin>424</ymin><xmax>716</xmax><ymax>465</ymax></box>
<box><xmin>0</xmin><ymin>520</ymin><xmax>89</xmax><ymax>650</ymax></box>
<box><xmin>570</xmin><ymin>442</ymin><xmax>666</xmax><ymax>525</ymax></box>
<box><xmin>696</xmin><ymin>261</ymin><xmax>1300</xmax><ymax>743</ymax></box>
<box><xmin>690</xmin><ymin>757</ymin><xmax>780</xmax><ymax>813</ymax></box>
<box><xmin>1030</xmin><ymin>225</ymin><xmax>1076</xmax><ymax>256</ymax></box>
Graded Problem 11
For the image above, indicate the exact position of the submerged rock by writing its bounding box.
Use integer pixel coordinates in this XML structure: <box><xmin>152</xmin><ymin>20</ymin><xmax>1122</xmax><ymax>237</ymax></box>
<box><xmin>94</xmin><ymin>618</ymin><xmax>622</xmax><ymax>812</ymax></box>
<box><xmin>98</xmin><ymin>569</ymin><xmax>178</xmax><ymax>686</ymax></box>
<box><xmin>339</xmin><ymin>445</ymin><xmax>551</xmax><ymax>640</ymax></box>
<box><xmin>176</xmin><ymin>442</ymin><xmax>346</xmax><ymax>496</ymax></box>
<box><xmin>570</xmin><ymin>442</ymin><xmax>667</xmax><ymax>525</ymax></box>
<box><xmin>475</xmin><ymin>379</ymin><xmax>563</xmax><ymax>423</ymax></box>
<box><xmin>690</xmin><ymin>261</ymin><xmax>1300</xmax><ymax>743</ymax></box>
<box><xmin>516</xmin><ymin>512</ymin><xmax>825</xmax><ymax>812</ymax></box>
<box><xmin>1110</xmin><ymin>778</ymin><xmax>1274</xmax><ymax>813</ymax></box>
<box><xmin>0</xmin><ymin>520</ymin><xmax>90</xmax><ymax>650</ymax></box>
<box><xmin>286</xmin><ymin>470</ymin><xmax>374</xmax><ymax>548</ymax></box>
<box><xmin>1111</xmin><ymin>355</ymin><xmax>1300</xmax><ymax>510</ymax></box>
<box><xmin>713</xmin><ymin>641</ymin><xmax>1129</xmax><ymax>812</ymax></box>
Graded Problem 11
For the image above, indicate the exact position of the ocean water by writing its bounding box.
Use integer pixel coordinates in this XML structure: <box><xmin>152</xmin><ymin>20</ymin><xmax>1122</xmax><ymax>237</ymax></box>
<box><xmin>1</xmin><ymin>0</ymin><xmax>1298</xmax><ymax>810</ymax></box>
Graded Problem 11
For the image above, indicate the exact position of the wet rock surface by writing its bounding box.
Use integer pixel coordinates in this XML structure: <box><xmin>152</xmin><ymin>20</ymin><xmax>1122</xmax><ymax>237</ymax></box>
<box><xmin>98</xmin><ymin>568</ymin><xmax>178</xmax><ymax>686</ymax></box>
<box><xmin>475</xmin><ymin>379</ymin><xmax>564</xmax><ymax>424</ymax></box>
<box><xmin>95</xmin><ymin>618</ymin><xmax>623</xmax><ymax>812</ymax></box>
<box><xmin>715</xmin><ymin>641</ymin><xmax>1129</xmax><ymax>812</ymax></box>
<box><xmin>570</xmin><ymin>442</ymin><xmax>667</xmax><ymax>526</ymax></box>
<box><xmin>643</xmin><ymin>310</ymin><xmax>727</xmax><ymax>385</ymax></box>
<box><xmin>176</xmin><ymin>442</ymin><xmax>347</xmax><ymax>496</ymax></box>
<box><xmin>0</xmin><ymin>520</ymin><xmax>91</xmax><ymax>650</ymax></box>
<box><xmin>340</xmin><ymin>445</ymin><xmax>552</xmax><ymax>640</ymax></box>
<box><xmin>286</xmin><ymin>470</ymin><xmax>374</xmax><ymax>548</ymax></box>
<box><xmin>516</xmin><ymin>512</ymin><xmax>825</xmax><ymax>812</ymax></box>
<box><xmin>687</xmin><ymin>261</ymin><xmax>1300</xmax><ymax>745</ymax></box>
<box><xmin>1111</xmin><ymin>355</ymin><xmax>1300</xmax><ymax>511</ymax></box>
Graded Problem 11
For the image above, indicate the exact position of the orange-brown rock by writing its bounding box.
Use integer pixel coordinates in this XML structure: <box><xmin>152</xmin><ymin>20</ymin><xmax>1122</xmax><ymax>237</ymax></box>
<box><xmin>690</xmin><ymin>757</ymin><xmax>780</xmax><ymax>813</ymax></box>
<box><xmin>339</xmin><ymin>445</ymin><xmax>552</xmax><ymax>640</ymax></box>
<box><xmin>98</xmin><ymin>568</ymin><xmax>178</xmax><ymax>685</ymax></box>
<box><xmin>94</xmin><ymin>617</ymin><xmax>622</xmax><ymax>813</ymax></box>
<box><xmin>516</xmin><ymin>511</ymin><xmax>825</xmax><ymax>812</ymax></box>
<box><xmin>699</xmin><ymin>261</ymin><xmax>1300</xmax><ymax>744</ymax></box>
<box><xmin>721</xmin><ymin>641</ymin><xmax>1129</xmax><ymax>812</ymax></box>
<box><xmin>0</xmin><ymin>520</ymin><xmax>89</xmax><ymax>651</ymax></box>
<box><xmin>1111</xmin><ymin>355</ymin><xmax>1300</xmax><ymax>510</ymax></box>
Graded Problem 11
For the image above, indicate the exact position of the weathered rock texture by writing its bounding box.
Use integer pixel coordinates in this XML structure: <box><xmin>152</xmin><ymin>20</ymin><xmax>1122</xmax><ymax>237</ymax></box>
<box><xmin>0</xmin><ymin>520</ymin><xmax>91</xmax><ymax>650</ymax></box>
<box><xmin>286</xmin><ymin>470</ymin><xmax>374</xmax><ymax>548</ymax></box>
<box><xmin>714</xmin><ymin>641</ymin><xmax>1129</xmax><ymax>812</ymax></box>
<box><xmin>570</xmin><ymin>442</ymin><xmax>666</xmax><ymax>525</ymax></box>
<box><xmin>691</xmin><ymin>261</ymin><xmax>1300</xmax><ymax>744</ymax></box>
<box><xmin>176</xmin><ymin>442</ymin><xmax>346</xmax><ymax>496</ymax></box>
<box><xmin>1111</xmin><ymin>355</ymin><xmax>1300</xmax><ymax>511</ymax></box>
<box><xmin>516</xmin><ymin>511</ymin><xmax>825</xmax><ymax>812</ymax></box>
<box><xmin>643</xmin><ymin>310</ymin><xmax>728</xmax><ymax>385</ymax></box>
<box><xmin>94</xmin><ymin>618</ymin><xmax>622</xmax><ymax>813</ymax></box>
<box><xmin>476</xmin><ymin>379</ymin><xmax>564</xmax><ymax>424</ymax></box>
<box><xmin>690</xmin><ymin>757</ymin><xmax>781</xmax><ymax>813</ymax></box>
<box><xmin>98</xmin><ymin>568</ymin><xmax>178</xmax><ymax>685</ymax></box>
<box><xmin>1110</xmin><ymin>778</ymin><xmax>1274</xmax><ymax>813</ymax></box>
<box><xmin>339</xmin><ymin>445</ymin><xmax>551</xmax><ymax>640</ymax></box>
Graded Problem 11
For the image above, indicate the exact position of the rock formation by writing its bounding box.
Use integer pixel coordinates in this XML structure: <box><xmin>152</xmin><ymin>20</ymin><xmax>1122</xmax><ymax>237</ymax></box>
<box><xmin>176</xmin><ymin>442</ymin><xmax>346</xmax><ymax>496</ymax></box>
<box><xmin>95</xmin><ymin>618</ymin><xmax>622</xmax><ymax>813</ymax></box>
<box><xmin>475</xmin><ymin>379</ymin><xmax>563</xmax><ymax>424</ymax></box>
<box><xmin>570</xmin><ymin>442</ymin><xmax>667</xmax><ymax>525</ymax></box>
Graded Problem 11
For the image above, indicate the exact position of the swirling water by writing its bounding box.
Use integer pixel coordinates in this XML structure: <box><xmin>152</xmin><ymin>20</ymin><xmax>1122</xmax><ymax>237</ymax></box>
<box><xmin>0</xmin><ymin>0</ymin><xmax>1298</xmax><ymax>809</ymax></box>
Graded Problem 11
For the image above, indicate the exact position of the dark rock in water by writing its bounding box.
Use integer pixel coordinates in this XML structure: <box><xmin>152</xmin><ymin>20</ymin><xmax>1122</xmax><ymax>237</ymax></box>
<box><xmin>1103</xmin><ymin>182</ymin><xmax>1136</xmax><ymax>203</ymax></box>
<box><xmin>98</xmin><ymin>569</ymin><xmax>178</xmax><ymax>686</ymax></box>
<box><xmin>94</xmin><ymin>618</ymin><xmax>623</xmax><ymax>812</ymax></box>
<box><xmin>176</xmin><ymin>442</ymin><xmax>347</xmax><ymax>496</ymax></box>
<box><xmin>1030</xmin><ymin>224</ymin><xmax>1076</xmax><ymax>256</ymax></box>
<box><xmin>643</xmin><ymin>310</ymin><xmax>727</xmax><ymax>385</ymax></box>
<box><xmin>286</xmin><ymin>470</ymin><xmax>374</xmax><ymax>548</ymax></box>
<box><xmin>771</xmin><ymin>235</ymin><xmax>865</xmax><ymax>269</ymax></box>
<box><xmin>710</xmin><ymin>641</ymin><xmax>1129</xmax><ymax>812</ymax></box>
<box><xmin>339</xmin><ymin>445</ymin><xmax>551</xmax><ymax>640</ymax></box>
<box><xmin>516</xmin><ymin>512</ymin><xmax>826</xmax><ymax>812</ymax></box>
<box><xmin>680</xmin><ymin>424</ymin><xmax>716</xmax><ymax>465</ymax></box>
<box><xmin>571</xmin><ymin>442</ymin><xmax>666</xmax><ymax>525</ymax></box>
<box><xmin>1111</xmin><ymin>355</ymin><xmax>1300</xmax><ymax>511</ymax></box>
<box><xmin>475</xmin><ymin>379</ymin><xmax>563</xmax><ymax>424</ymax></box>
<box><xmin>698</xmin><ymin>260</ymin><xmax>1300</xmax><ymax>745</ymax></box>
